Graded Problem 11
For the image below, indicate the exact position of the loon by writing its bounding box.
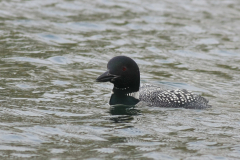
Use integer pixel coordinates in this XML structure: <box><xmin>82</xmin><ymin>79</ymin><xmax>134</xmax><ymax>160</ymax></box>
<box><xmin>96</xmin><ymin>56</ymin><xmax>211</xmax><ymax>109</ymax></box>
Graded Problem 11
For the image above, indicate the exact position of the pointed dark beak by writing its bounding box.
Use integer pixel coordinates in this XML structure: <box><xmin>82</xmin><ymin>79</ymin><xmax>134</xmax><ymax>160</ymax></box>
<box><xmin>96</xmin><ymin>71</ymin><xmax>119</xmax><ymax>82</ymax></box>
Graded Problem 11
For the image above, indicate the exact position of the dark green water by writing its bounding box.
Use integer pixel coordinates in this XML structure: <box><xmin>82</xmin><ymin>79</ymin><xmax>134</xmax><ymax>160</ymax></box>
<box><xmin>0</xmin><ymin>0</ymin><xmax>240</xmax><ymax>159</ymax></box>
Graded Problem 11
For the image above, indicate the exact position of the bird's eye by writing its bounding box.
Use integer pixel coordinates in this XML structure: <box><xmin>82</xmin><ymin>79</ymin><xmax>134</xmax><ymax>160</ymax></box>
<box><xmin>122</xmin><ymin>66</ymin><xmax>127</xmax><ymax>71</ymax></box>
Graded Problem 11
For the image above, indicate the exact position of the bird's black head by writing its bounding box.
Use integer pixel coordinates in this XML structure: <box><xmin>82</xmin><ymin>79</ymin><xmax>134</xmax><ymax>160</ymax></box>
<box><xmin>96</xmin><ymin>56</ymin><xmax>140</xmax><ymax>94</ymax></box>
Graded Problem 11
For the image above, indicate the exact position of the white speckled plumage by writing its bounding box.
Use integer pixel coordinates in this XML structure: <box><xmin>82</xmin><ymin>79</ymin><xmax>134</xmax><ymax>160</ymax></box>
<box><xmin>139</xmin><ymin>84</ymin><xmax>210</xmax><ymax>109</ymax></box>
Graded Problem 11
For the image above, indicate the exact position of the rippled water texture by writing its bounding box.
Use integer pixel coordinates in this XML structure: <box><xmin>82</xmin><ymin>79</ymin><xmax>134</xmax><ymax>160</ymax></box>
<box><xmin>0</xmin><ymin>0</ymin><xmax>240</xmax><ymax>159</ymax></box>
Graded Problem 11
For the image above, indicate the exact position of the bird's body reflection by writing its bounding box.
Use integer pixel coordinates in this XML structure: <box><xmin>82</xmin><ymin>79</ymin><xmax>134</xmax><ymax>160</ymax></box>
<box><xmin>108</xmin><ymin>93</ymin><xmax>141</xmax><ymax>122</ymax></box>
<box><xmin>109</xmin><ymin>93</ymin><xmax>140</xmax><ymax>115</ymax></box>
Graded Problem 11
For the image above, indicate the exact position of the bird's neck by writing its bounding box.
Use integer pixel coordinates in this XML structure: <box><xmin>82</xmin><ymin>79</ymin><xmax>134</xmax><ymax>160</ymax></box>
<box><xmin>110</xmin><ymin>89</ymin><xmax>140</xmax><ymax>105</ymax></box>
<box><xmin>113</xmin><ymin>85</ymin><xmax>139</xmax><ymax>95</ymax></box>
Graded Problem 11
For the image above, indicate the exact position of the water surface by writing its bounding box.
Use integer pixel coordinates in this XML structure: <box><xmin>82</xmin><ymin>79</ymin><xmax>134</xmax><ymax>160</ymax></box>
<box><xmin>0</xmin><ymin>0</ymin><xmax>240</xmax><ymax>159</ymax></box>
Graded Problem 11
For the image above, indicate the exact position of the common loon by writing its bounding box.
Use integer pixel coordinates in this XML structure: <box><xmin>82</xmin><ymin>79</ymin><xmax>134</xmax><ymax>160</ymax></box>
<box><xmin>96</xmin><ymin>56</ymin><xmax>211</xmax><ymax>109</ymax></box>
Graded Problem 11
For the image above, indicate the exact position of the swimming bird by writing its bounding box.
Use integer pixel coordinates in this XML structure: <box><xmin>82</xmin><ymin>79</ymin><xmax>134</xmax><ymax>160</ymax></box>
<box><xmin>96</xmin><ymin>56</ymin><xmax>211</xmax><ymax>109</ymax></box>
